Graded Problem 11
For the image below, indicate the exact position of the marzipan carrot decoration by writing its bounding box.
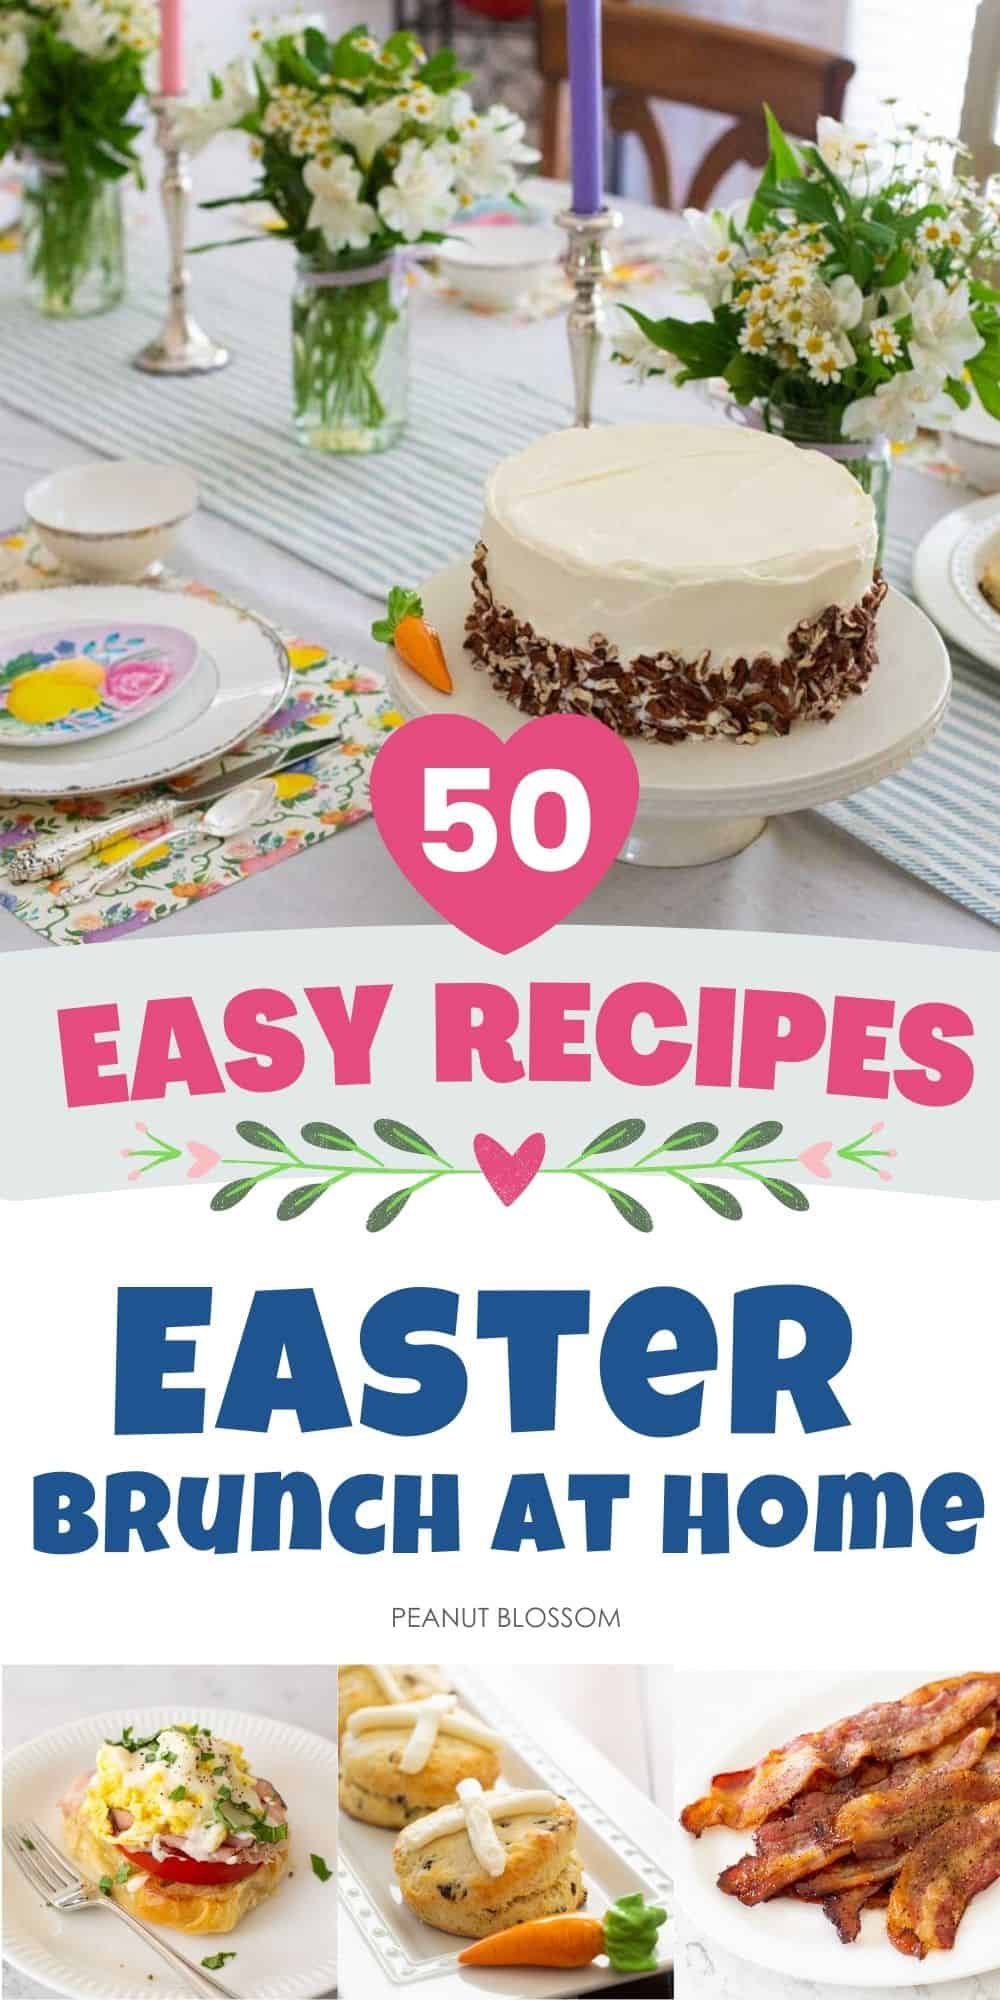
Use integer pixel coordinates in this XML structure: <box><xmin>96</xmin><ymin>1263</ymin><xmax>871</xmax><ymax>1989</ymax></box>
<box><xmin>457</xmin><ymin>1893</ymin><xmax>667</xmax><ymax>1971</ymax></box>
<box><xmin>372</xmin><ymin>586</ymin><xmax>452</xmax><ymax>693</ymax></box>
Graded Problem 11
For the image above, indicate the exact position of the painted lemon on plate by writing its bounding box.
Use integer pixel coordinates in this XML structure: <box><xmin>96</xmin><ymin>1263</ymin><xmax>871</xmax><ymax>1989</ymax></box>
<box><xmin>7</xmin><ymin>658</ymin><xmax>106</xmax><ymax>724</ymax></box>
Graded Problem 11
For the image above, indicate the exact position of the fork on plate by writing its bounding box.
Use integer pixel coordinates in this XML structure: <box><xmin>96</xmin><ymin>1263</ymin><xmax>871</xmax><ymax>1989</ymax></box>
<box><xmin>4</xmin><ymin>1819</ymin><xmax>240</xmax><ymax>1998</ymax></box>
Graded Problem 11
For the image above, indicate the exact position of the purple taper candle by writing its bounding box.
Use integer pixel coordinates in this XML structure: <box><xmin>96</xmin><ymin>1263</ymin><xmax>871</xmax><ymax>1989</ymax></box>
<box><xmin>568</xmin><ymin>0</ymin><xmax>603</xmax><ymax>214</ymax></box>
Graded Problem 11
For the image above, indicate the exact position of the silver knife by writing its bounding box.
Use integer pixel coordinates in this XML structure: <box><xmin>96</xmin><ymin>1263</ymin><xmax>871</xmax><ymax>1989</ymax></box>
<box><xmin>6</xmin><ymin>732</ymin><xmax>343</xmax><ymax>884</ymax></box>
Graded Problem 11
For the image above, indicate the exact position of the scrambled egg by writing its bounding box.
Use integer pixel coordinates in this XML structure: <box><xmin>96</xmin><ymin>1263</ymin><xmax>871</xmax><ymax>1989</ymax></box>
<box><xmin>82</xmin><ymin>1725</ymin><xmax>266</xmax><ymax>1861</ymax></box>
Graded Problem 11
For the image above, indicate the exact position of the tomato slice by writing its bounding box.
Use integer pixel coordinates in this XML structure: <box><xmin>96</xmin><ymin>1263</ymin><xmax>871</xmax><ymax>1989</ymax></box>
<box><xmin>118</xmin><ymin>1843</ymin><xmax>261</xmax><ymax>1886</ymax></box>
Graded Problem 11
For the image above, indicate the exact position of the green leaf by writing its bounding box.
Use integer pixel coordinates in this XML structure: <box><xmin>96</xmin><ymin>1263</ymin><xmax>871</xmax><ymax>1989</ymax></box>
<box><xmin>729</xmin><ymin>1120</ymin><xmax>783</xmax><ymax>1153</ymax></box>
<box><xmin>371</xmin><ymin>584</ymin><xmax>423</xmax><ymax>644</ymax></box>
<box><xmin>604</xmin><ymin>1186</ymin><xmax>654</xmax><ymax>1233</ymax></box>
<box><xmin>759</xmin><ymin>1176</ymin><xmax>810</xmax><ymax>1212</ymax></box>
<box><xmin>577</xmin><ymin>1119</ymin><xmax>646</xmax><ymax>1158</ymax></box>
<box><xmin>373</xmin><ymin>1118</ymin><xmax>442</xmax><ymax>1158</ymax></box>
<box><xmin>210</xmin><ymin>1178</ymin><xmax>258</xmax><ymax>1211</ymax></box>
<box><xmin>276</xmin><ymin>1181</ymin><xmax>331</xmax><ymax>1221</ymax></box>
<box><xmin>763</xmin><ymin>103</ymin><xmax>802</xmax><ymax>184</ymax></box>
<box><xmin>659</xmin><ymin>1122</ymin><xmax>719</xmax><ymax>1152</ymax></box>
<box><xmin>945</xmin><ymin>375</ymin><xmax>972</xmax><ymax>410</ymax></box>
<box><xmin>367</xmin><ymin>1186</ymin><xmax>417</xmax><ymax>1231</ymax></box>
<box><xmin>202</xmin><ymin>1955</ymin><xmax>237</xmax><ymax>1972</ymax></box>
<box><xmin>621</xmin><ymin>306</ymin><xmax>734</xmax><ymax>378</ymax></box>
<box><xmin>968</xmin><ymin>356</ymin><xmax>1000</xmax><ymax>422</ymax></box>
<box><xmin>878</xmin><ymin>243</ymin><xmax>910</xmax><ymax>287</ymax></box>
<box><xmin>235</xmin><ymin>1120</ymin><xmax>288</xmax><ymax>1153</ymax></box>
<box><xmin>300</xmin><ymin>1121</ymin><xmax>360</xmax><ymax>1151</ymax></box>
<box><xmin>99</xmin><ymin>1876</ymin><xmax>113</xmax><ymax>1895</ymax></box>
<box><xmin>689</xmin><ymin>1181</ymin><xmax>742</xmax><ymax>1220</ymax></box>
<box><xmin>310</xmin><ymin>1851</ymin><xmax>333</xmax><ymax>1882</ymax></box>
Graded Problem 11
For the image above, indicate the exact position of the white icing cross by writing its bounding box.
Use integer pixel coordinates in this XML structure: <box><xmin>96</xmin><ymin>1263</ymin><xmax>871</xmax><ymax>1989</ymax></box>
<box><xmin>345</xmin><ymin>1696</ymin><xmax>501</xmax><ymax>1774</ymax></box>
<box><xmin>395</xmin><ymin>1783</ymin><xmax>560</xmax><ymax>1877</ymax></box>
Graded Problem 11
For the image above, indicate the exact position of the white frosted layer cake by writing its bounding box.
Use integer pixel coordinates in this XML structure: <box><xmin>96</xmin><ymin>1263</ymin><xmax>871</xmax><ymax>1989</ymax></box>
<box><xmin>465</xmin><ymin>422</ymin><xmax>885</xmax><ymax>743</ymax></box>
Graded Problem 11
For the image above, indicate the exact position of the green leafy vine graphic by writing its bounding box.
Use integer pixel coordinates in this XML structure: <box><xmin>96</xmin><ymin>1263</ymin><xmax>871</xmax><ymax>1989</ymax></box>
<box><xmin>123</xmin><ymin>1116</ymin><xmax>895</xmax><ymax>1231</ymax></box>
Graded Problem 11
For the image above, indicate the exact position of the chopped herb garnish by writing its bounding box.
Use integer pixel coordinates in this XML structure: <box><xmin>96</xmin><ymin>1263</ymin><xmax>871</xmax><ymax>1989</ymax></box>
<box><xmin>115</xmin><ymin>1863</ymin><xmax>134</xmax><ymax>1884</ymax></box>
<box><xmin>310</xmin><ymin>1852</ymin><xmax>332</xmax><ymax>1882</ymax></box>
<box><xmin>160</xmin><ymin>1750</ymin><xmax>177</xmax><ymax>1766</ymax></box>
<box><xmin>108</xmin><ymin>1725</ymin><xmax>162</xmax><ymax>1753</ymax></box>
<box><xmin>22</xmin><ymin>1837</ymin><xmax>34</xmax><ymax>1851</ymax></box>
<box><xmin>168</xmin><ymin>1785</ymin><xmax>188</xmax><ymax>1801</ymax></box>
<box><xmin>98</xmin><ymin>1875</ymin><xmax>113</xmax><ymax>1895</ymax></box>
<box><xmin>201</xmin><ymin>1952</ymin><xmax>236</xmax><ymax>1970</ymax></box>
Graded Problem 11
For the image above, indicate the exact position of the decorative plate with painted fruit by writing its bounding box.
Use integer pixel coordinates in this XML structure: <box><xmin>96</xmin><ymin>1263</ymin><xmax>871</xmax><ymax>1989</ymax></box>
<box><xmin>0</xmin><ymin>621</ymin><xmax>199</xmax><ymax>745</ymax></box>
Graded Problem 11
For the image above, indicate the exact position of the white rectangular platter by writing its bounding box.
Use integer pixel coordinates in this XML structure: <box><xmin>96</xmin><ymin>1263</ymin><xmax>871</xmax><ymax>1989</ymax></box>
<box><xmin>339</xmin><ymin>1668</ymin><xmax>673</xmax><ymax>1999</ymax></box>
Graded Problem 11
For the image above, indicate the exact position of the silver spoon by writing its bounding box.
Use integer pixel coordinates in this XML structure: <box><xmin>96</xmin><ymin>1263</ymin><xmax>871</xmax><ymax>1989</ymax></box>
<box><xmin>67</xmin><ymin>778</ymin><xmax>275</xmax><ymax>905</ymax></box>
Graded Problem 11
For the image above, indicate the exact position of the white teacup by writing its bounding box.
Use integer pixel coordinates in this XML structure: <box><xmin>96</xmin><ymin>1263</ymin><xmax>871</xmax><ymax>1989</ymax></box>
<box><xmin>437</xmin><ymin>222</ymin><xmax>564</xmax><ymax>311</ymax></box>
<box><xmin>25</xmin><ymin>459</ymin><xmax>198</xmax><ymax>579</ymax></box>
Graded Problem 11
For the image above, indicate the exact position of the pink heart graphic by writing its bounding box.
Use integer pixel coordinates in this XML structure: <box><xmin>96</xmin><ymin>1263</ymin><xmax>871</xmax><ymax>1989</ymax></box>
<box><xmin>798</xmin><ymin>1140</ymin><xmax>834</xmax><ymax>1180</ymax></box>
<box><xmin>474</xmin><ymin>1132</ymin><xmax>546</xmax><ymax>1206</ymax></box>
<box><xmin>370</xmin><ymin>713</ymin><xmax>639</xmax><ymax>953</ymax></box>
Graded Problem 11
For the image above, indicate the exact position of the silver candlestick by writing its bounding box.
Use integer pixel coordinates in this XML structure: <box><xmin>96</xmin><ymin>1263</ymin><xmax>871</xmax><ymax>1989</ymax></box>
<box><xmin>133</xmin><ymin>95</ymin><xmax>229</xmax><ymax>375</ymax></box>
<box><xmin>557</xmin><ymin>206</ymin><xmax>623</xmax><ymax>427</ymax></box>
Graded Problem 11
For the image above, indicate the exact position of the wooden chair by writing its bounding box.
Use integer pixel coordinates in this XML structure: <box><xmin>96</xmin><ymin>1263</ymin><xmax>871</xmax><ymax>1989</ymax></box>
<box><xmin>537</xmin><ymin>1</ymin><xmax>855</xmax><ymax>210</ymax></box>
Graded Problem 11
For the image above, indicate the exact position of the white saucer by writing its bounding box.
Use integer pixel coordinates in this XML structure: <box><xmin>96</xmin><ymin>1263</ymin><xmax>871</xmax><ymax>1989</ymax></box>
<box><xmin>0</xmin><ymin>584</ymin><xmax>290</xmax><ymax>797</ymax></box>
<box><xmin>3</xmin><ymin>1705</ymin><xmax>338</xmax><ymax>2000</ymax></box>
<box><xmin>913</xmin><ymin>493</ymin><xmax>1000</xmax><ymax>671</ymax></box>
<box><xmin>387</xmin><ymin>563</ymin><xmax>951</xmax><ymax>867</ymax></box>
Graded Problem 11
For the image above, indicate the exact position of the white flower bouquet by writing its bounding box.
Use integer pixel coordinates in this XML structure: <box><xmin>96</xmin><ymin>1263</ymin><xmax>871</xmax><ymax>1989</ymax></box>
<box><xmin>615</xmin><ymin>106</ymin><xmax>1000</xmax><ymax>528</ymax></box>
<box><xmin>0</xmin><ymin>0</ymin><xmax>157</xmax><ymax>313</ymax></box>
<box><xmin>196</xmin><ymin>16</ymin><xmax>537</xmax><ymax>450</ymax></box>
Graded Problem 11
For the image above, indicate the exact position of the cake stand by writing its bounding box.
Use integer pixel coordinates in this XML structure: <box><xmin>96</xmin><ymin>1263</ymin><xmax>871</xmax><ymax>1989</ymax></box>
<box><xmin>386</xmin><ymin>564</ymin><xmax>951</xmax><ymax>867</ymax></box>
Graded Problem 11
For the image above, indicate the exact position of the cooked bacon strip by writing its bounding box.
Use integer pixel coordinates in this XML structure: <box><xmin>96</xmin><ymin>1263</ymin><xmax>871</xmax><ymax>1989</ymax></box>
<box><xmin>888</xmin><ymin>1801</ymin><xmax>1000</xmax><ymax>1957</ymax></box>
<box><xmin>836</xmin><ymin>1761</ymin><xmax>1000</xmax><ymax>1848</ymax></box>
<box><xmin>681</xmin><ymin>1676</ymin><xmax>1000</xmax><ymax>1835</ymax></box>
<box><xmin>799</xmin><ymin>1852</ymin><xmax>901</xmax><ymax>1896</ymax></box>
<box><xmin>821</xmin><ymin>1881</ymin><xmax>889</xmax><ymax>1944</ymax></box>
<box><xmin>719</xmin><ymin>1751</ymin><xmax>1000</xmax><ymax>1906</ymax></box>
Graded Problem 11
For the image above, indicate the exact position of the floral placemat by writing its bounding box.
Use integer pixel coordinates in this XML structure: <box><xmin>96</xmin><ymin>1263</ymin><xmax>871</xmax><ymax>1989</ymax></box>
<box><xmin>0</xmin><ymin>530</ymin><xmax>401</xmax><ymax>944</ymax></box>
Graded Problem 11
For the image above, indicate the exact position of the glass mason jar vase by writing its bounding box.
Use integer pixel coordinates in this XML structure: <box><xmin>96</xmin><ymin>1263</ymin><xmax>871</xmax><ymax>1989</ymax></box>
<box><xmin>21</xmin><ymin>160</ymin><xmax>126</xmax><ymax>318</ymax></box>
<box><xmin>291</xmin><ymin>255</ymin><xmax>408</xmax><ymax>454</ymax></box>
<box><xmin>760</xmin><ymin>394</ymin><xmax>891</xmax><ymax>564</ymax></box>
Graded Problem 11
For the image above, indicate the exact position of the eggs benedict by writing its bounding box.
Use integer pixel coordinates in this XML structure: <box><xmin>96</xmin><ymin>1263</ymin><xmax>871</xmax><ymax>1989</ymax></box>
<box><xmin>61</xmin><ymin>1722</ymin><xmax>290</xmax><ymax>1934</ymax></box>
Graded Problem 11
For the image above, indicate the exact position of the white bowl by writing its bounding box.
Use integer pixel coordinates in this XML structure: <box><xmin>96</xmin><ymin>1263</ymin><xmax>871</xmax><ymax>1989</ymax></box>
<box><xmin>437</xmin><ymin>221</ymin><xmax>563</xmax><ymax>309</ymax></box>
<box><xmin>946</xmin><ymin>401</ymin><xmax>1000</xmax><ymax>492</ymax></box>
<box><xmin>25</xmin><ymin>459</ymin><xmax>198</xmax><ymax>579</ymax></box>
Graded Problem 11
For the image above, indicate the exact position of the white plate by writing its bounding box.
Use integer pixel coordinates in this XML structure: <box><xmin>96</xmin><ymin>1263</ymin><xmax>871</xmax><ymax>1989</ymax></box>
<box><xmin>388</xmin><ymin>564</ymin><xmax>950</xmax><ymax>866</ymax></box>
<box><xmin>913</xmin><ymin>494</ymin><xmax>1000</xmax><ymax>672</ymax></box>
<box><xmin>3</xmin><ymin>1705</ymin><xmax>338</xmax><ymax>2000</ymax></box>
<box><xmin>673</xmin><ymin>1671</ymin><xmax>1000</xmax><ymax>1988</ymax></box>
<box><xmin>0</xmin><ymin>587</ymin><xmax>289</xmax><ymax>797</ymax></box>
<box><xmin>339</xmin><ymin>1668</ymin><xmax>672</xmax><ymax>1997</ymax></box>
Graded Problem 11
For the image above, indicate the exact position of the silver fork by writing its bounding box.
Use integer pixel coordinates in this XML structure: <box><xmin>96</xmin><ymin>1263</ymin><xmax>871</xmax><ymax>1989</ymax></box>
<box><xmin>4</xmin><ymin>1820</ymin><xmax>241</xmax><ymax>1998</ymax></box>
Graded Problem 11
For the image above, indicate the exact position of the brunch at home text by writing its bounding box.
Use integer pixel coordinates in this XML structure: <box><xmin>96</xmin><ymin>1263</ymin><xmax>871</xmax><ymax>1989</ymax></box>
<box><xmin>33</xmin><ymin>1278</ymin><xmax>983</xmax><ymax>1561</ymax></box>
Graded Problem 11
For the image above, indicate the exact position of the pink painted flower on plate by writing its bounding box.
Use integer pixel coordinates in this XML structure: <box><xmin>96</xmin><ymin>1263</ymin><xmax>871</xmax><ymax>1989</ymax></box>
<box><xmin>106</xmin><ymin>659</ymin><xmax>172</xmax><ymax>706</ymax></box>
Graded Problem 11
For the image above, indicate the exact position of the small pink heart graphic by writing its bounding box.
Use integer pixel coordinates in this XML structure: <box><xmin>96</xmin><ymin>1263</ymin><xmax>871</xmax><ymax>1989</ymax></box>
<box><xmin>798</xmin><ymin>1140</ymin><xmax>834</xmax><ymax>1180</ymax></box>
<box><xmin>370</xmin><ymin>713</ymin><xmax>639</xmax><ymax>953</ymax></box>
<box><xmin>474</xmin><ymin>1132</ymin><xmax>546</xmax><ymax>1206</ymax></box>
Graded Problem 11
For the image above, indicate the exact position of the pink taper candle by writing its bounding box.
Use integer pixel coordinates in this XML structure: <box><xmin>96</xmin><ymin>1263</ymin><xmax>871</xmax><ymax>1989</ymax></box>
<box><xmin>159</xmin><ymin>0</ymin><xmax>184</xmax><ymax>96</ymax></box>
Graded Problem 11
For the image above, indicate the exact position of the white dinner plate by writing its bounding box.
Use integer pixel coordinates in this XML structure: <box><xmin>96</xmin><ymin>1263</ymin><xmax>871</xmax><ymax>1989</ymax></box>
<box><xmin>3</xmin><ymin>1706</ymin><xmax>338</xmax><ymax>2000</ymax></box>
<box><xmin>339</xmin><ymin>1668</ymin><xmax>672</xmax><ymax>1998</ymax></box>
<box><xmin>673</xmin><ymin>1671</ymin><xmax>1000</xmax><ymax>1988</ymax></box>
<box><xmin>387</xmin><ymin>563</ymin><xmax>950</xmax><ymax>866</ymax></box>
<box><xmin>0</xmin><ymin>587</ymin><xmax>289</xmax><ymax>797</ymax></box>
<box><xmin>913</xmin><ymin>494</ymin><xmax>1000</xmax><ymax>672</ymax></box>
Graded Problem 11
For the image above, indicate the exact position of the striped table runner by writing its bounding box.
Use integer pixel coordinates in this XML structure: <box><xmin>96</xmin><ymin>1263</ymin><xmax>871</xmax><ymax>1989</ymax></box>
<box><xmin>0</xmin><ymin>233</ymin><xmax>998</xmax><ymax>926</ymax></box>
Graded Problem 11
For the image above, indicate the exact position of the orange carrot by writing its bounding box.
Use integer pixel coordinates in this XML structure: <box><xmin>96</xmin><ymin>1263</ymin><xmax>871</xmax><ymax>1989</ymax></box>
<box><xmin>458</xmin><ymin>1915</ymin><xmax>605</xmax><ymax>1969</ymax></box>
<box><xmin>394</xmin><ymin>613</ymin><xmax>452</xmax><ymax>693</ymax></box>
<box><xmin>456</xmin><ymin>1895</ymin><xmax>668</xmax><ymax>1972</ymax></box>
